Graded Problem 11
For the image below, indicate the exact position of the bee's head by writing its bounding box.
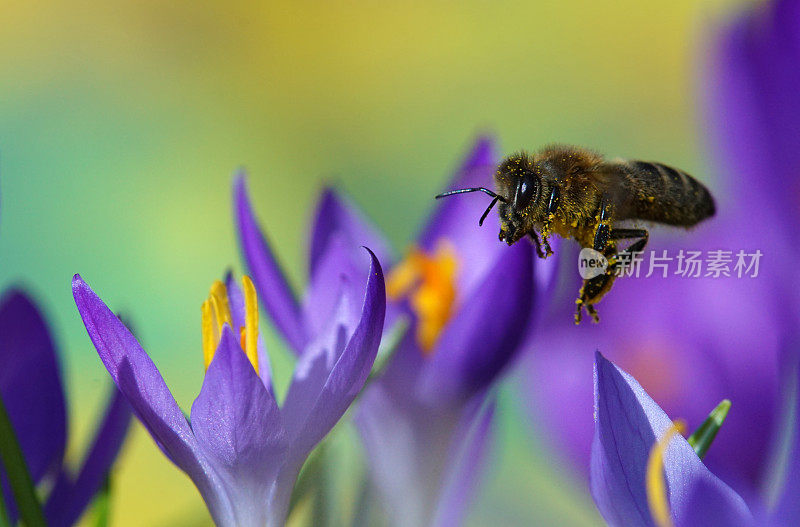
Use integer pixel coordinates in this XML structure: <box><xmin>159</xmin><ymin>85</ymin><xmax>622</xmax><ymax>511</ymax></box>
<box><xmin>494</xmin><ymin>153</ymin><xmax>545</xmax><ymax>244</ymax></box>
<box><xmin>433</xmin><ymin>152</ymin><xmax>547</xmax><ymax>246</ymax></box>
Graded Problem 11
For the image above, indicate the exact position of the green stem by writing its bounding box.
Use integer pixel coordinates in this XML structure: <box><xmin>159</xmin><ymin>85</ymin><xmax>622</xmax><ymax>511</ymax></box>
<box><xmin>0</xmin><ymin>393</ymin><xmax>47</xmax><ymax>527</ymax></box>
<box><xmin>687</xmin><ymin>399</ymin><xmax>731</xmax><ymax>459</ymax></box>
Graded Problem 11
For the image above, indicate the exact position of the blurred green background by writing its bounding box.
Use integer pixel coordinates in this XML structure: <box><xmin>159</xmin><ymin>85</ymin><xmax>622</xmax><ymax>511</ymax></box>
<box><xmin>0</xmin><ymin>0</ymin><xmax>748</xmax><ymax>524</ymax></box>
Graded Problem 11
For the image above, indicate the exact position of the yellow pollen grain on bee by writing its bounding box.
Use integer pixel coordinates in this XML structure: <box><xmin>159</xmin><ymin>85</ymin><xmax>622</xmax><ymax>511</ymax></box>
<box><xmin>646</xmin><ymin>420</ymin><xmax>687</xmax><ymax>527</ymax></box>
<box><xmin>386</xmin><ymin>241</ymin><xmax>458</xmax><ymax>354</ymax></box>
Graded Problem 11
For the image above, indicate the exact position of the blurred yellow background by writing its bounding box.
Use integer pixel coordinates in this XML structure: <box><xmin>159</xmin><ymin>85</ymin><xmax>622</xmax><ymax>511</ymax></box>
<box><xmin>0</xmin><ymin>1</ymin><xmax>748</xmax><ymax>524</ymax></box>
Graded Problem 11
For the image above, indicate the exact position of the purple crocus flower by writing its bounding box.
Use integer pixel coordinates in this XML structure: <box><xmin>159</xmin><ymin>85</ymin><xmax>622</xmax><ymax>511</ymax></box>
<box><xmin>72</xmin><ymin>252</ymin><xmax>384</xmax><ymax>527</ymax></box>
<box><xmin>527</xmin><ymin>0</ymin><xmax>800</xmax><ymax>499</ymax></box>
<box><xmin>0</xmin><ymin>288</ymin><xmax>131</xmax><ymax>526</ymax></box>
<box><xmin>592</xmin><ymin>351</ymin><xmax>800</xmax><ymax>527</ymax></box>
<box><xmin>705</xmin><ymin>0</ymin><xmax>800</xmax><ymax>238</ymax></box>
<box><xmin>234</xmin><ymin>136</ymin><xmax>539</xmax><ymax>525</ymax></box>
<box><xmin>527</xmin><ymin>214</ymin><xmax>788</xmax><ymax>497</ymax></box>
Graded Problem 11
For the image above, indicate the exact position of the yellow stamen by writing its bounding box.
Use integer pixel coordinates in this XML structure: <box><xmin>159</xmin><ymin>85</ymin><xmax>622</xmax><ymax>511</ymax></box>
<box><xmin>210</xmin><ymin>281</ymin><xmax>233</xmax><ymax>329</ymax></box>
<box><xmin>386</xmin><ymin>241</ymin><xmax>458</xmax><ymax>353</ymax></box>
<box><xmin>201</xmin><ymin>300</ymin><xmax>215</xmax><ymax>370</ymax></box>
<box><xmin>200</xmin><ymin>277</ymin><xmax>260</xmax><ymax>373</ymax></box>
<box><xmin>242</xmin><ymin>275</ymin><xmax>259</xmax><ymax>373</ymax></box>
<box><xmin>386</xmin><ymin>252</ymin><xmax>422</xmax><ymax>299</ymax></box>
<box><xmin>646</xmin><ymin>420</ymin><xmax>687</xmax><ymax>527</ymax></box>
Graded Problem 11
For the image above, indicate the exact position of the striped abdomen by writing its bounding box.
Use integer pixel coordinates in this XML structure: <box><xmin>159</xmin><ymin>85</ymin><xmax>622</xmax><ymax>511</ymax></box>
<box><xmin>613</xmin><ymin>160</ymin><xmax>716</xmax><ymax>227</ymax></box>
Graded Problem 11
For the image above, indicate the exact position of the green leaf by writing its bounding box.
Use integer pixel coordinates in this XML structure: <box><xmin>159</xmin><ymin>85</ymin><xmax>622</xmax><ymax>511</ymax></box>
<box><xmin>0</xmin><ymin>491</ymin><xmax>11</xmax><ymax>527</ymax></box>
<box><xmin>310</xmin><ymin>451</ymin><xmax>331</xmax><ymax>527</ymax></box>
<box><xmin>288</xmin><ymin>442</ymin><xmax>327</xmax><ymax>518</ymax></box>
<box><xmin>687</xmin><ymin>399</ymin><xmax>731</xmax><ymax>459</ymax></box>
<box><xmin>92</xmin><ymin>476</ymin><xmax>112</xmax><ymax>527</ymax></box>
<box><xmin>0</xmin><ymin>393</ymin><xmax>47</xmax><ymax>527</ymax></box>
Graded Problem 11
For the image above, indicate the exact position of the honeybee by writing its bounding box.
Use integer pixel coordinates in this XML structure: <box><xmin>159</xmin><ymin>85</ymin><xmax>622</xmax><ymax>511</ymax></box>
<box><xmin>436</xmin><ymin>145</ymin><xmax>716</xmax><ymax>324</ymax></box>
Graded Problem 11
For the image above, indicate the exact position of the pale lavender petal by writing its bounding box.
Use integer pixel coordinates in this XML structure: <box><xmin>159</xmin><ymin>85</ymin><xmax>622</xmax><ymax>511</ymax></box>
<box><xmin>302</xmin><ymin>234</ymin><xmax>365</xmax><ymax>341</ymax></box>
<box><xmin>234</xmin><ymin>174</ymin><xmax>306</xmax><ymax>353</ymax></box>
<box><xmin>590</xmin><ymin>352</ymin><xmax>751</xmax><ymax>527</ymax></box>
<box><xmin>0</xmin><ymin>289</ymin><xmax>67</xmax><ymax>483</ymax></box>
<box><xmin>287</xmin><ymin>248</ymin><xmax>385</xmax><ymax>459</ymax></box>
<box><xmin>355</xmin><ymin>386</ymin><xmax>463</xmax><ymax>527</ymax></box>
<box><xmin>45</xmin><ymin>388</ymin><xmax>131</xmax><ymax>527</ymax></box>
<box><xmin>282</xmin><ymin>289</ymin><xmax>352</xmax><ymax>441</ymax></box>
<box><xmin>432</xmin><ymin>399</ymin><xmax>496</xmax><ymax>527</ymax></box>
<box><xmin>309</xmin><ymin>187</ymin><xmax>393</xmax><ymax>277</ymax></box>
<box><xmin>72</xmin><ymin>275</ymin><xmax>236</xmax><ymax>526</ymax></box>
<box><xmin>417</xmin><ymin>241</ymin><xmax>534</xmax><ymax>406</ymax></box>
<box><xmin>419</xmin><ymin>136</ymin><xmax>505</xmax><ymax>296</ymax></box>
<box><xmin>190</xmin><ymin>326</ymin><xmax>287</xmax><ymax>527</ymax></box>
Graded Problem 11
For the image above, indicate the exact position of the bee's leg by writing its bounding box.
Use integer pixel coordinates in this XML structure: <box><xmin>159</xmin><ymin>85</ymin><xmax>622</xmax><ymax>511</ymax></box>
<box><xmin>527</xmin><ymin>231</ymin><xmax>548</xmax><ymax>259</ymax></box>
<box><xmin>608</xmin><ymin>228</ymin><xmax>649</xmax><ymax>253</ymax></box>
<box><xmin>542</xmin><ymin>235</ymin><xmax>553</xmax><ymax>257</ymax></box>
<box><xmin>575</xmin><ymin>266</ymin><xmax>616</xmax><ymax>324</ymax></box>
<box><xmin>592</xmin><ymin>198</ymin><xmax>613</xmax><ymax>252</ymax></box>
<box><xmin>575</xmin><ymin>229</ymin><xmax>650</xmax><ymax>324</ymax></box>
<box><xmin>575</xmin><ymin>238</ymin><xmax>617</xmax><ymax>324</ymax></box>
<box><xmin>575</xmin><ymin>200</ymin><xmax>614</xmax><ymax>323</ymax></box>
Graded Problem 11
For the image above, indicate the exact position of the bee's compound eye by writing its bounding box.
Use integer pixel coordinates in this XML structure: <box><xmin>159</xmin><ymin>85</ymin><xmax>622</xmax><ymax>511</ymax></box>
<box><xmin>515</xmin><ymin>172</ymin><xmax>538</xmax><ymax>210</ymax></box>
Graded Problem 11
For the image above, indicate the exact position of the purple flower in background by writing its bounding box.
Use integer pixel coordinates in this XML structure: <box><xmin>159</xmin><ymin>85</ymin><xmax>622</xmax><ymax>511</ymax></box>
<box><xmin>234</xmin><ymin>137</ymin><xmax>541</xmax><ymax>525</ymax></box>
<box><xmin>706</xmin><ymin>0</ymin><xmax>800</xmax><ymax>237</ymax></box>
<box><xmin>0</xmin><ymin>288</ymin><xmax>131</xmax><ymax>527</ymax></box>
<box><xmin>527</xmin><ymin>217</ymin><xmax>788</xmax><ymax>496</ymax></box>
<box><xmin>592</xmin><ymin>351</ymin><xmax>800</xmax><ymax>527</ymax></box>
<box><xmin>527</xmin><ymin>0</ymin><xmax>800</xmax><ymax>501</ymax></box>
<box><xmin>72</xmin><ymin>259</ymin><xmax>384</xmax><ymax>527</ymax></box>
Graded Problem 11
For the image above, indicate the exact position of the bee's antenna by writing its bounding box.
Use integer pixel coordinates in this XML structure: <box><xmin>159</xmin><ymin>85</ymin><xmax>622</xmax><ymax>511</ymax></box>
<box><xmin>478</xmin><ymin>196</ymin><xmax>499</xmax><ymax>226</ymax></box>
<box><xmin>435</xmin><ymin>187</ymin><xmax>507</xmax><ymax>202</ymax></box>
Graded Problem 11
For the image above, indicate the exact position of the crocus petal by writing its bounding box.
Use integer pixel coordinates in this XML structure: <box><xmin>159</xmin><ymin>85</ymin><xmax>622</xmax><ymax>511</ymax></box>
<box><xmin>308</xmin><ymin>187</ymin><xmax>394</xmax><ymax>278</ymax></box>
<box><xmin>675</xmin><ymin>478</ymin><xmax>754</xmax><ymax>527</ymax></box>
<box><xmin>355</xmin><ymin>386</ymin><xmax>464</xmax><ymax>527</ymax></box>
<box><xmin>0</xmin><ymin>289</ymin><xmax>67</xmax><ymax>483</ymax></box>
<box><xmin>302</xmin><ymin>234</ymin><xmax>365</xmax><ymax>341</ymax></box>
<box><xmin>283</xmin><ymin>286</ymin><xmax>353</xmax><ymax>442</ymax></box>
<box><xmin>418</xmin><ymin>136</ymin><xmax>504</xmax><ymax>296</ymax></box>
<box><xmin>707</xmin><ymin>0</ymin><xmax>800</xmax><ymax>228</ymax></box>
<box><xmin>529</xmin><ymin>228</ymin><xmax>784</xmax><ymax>491</ymax></box>
<box><xmin>225</xmin><ymin>273</ymin><xmax>274</xmax><ymax>394</ymax></box>
<box><xmin>72</xmin><ymin>275</ymin><xmax>236</xmax><ymax>526</ymax></box>
<box><xmin>590</xmin><ymin>352</ymin><xmax>751</xmax><ymax>527</ymax></box>
<box><xmin>417</xmin><ymin>241</ymin><xmax>534</xmax><ymax>406</ymax></box>
<box><xmin>234</xmin><ymin>174</ymin><xmax>306</xmax><ymax>353</ymax></box>
<box><xmin>432</xmin><ymin>398</ymin><xmax>496</xmax><ymax>527</ymax></box>
<box><xmin>772</xmin><ymin>348</ymin><xmax>800</xmax><ymax>524</ymax></box>
<box><xmin>286</xmin><ymin>247</ymin><xmax>385</xmax><ymax>460</ymax></box>
<box><xmin>190</xmin><ymin>326</ymin><xmax>287</xmax><ymax>527</ymax></box>
<box><xmin>44</xmin><ymin>388</ymin><xmax>131</xmax><ymax>527</ymax></box>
